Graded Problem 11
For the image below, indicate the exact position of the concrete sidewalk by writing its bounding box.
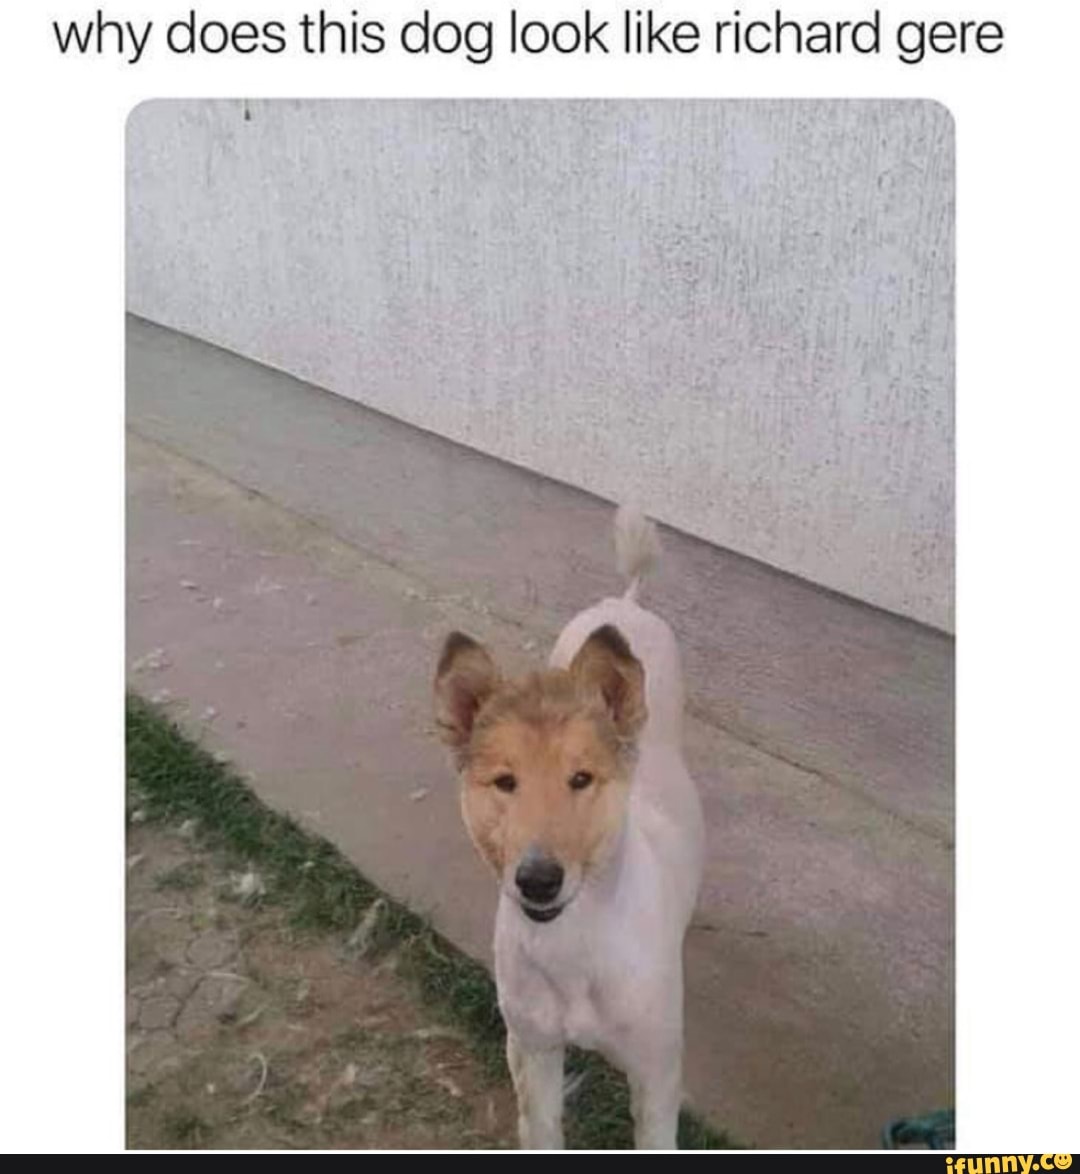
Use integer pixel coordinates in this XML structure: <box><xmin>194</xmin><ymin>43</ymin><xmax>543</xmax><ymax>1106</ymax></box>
<box><xmin>126</xmin><ymin>325</ymin><xmax>953</xmax><ymax>1148</ymax></box>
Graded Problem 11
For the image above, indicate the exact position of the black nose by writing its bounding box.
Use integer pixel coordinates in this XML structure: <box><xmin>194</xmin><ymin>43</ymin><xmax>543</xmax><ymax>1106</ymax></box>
<box><xmin>515</xmin><ymin>855</ymin><xmax>564</xmax><ymax>904</ymax></box>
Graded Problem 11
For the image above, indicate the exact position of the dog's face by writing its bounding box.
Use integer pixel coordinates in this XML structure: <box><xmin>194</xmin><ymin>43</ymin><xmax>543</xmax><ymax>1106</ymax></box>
<box><xmin>434</xmin><ymin>626</ymin><xmax>646</xmax><ymax>924</ymax></box>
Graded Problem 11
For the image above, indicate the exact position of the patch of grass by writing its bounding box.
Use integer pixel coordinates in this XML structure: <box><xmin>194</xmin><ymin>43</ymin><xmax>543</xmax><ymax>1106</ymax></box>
<box><xmin>127</xmin><ymin>694</ymin><xmax>382</xmax><ymax>933</ymax></box>
<box><xmin>335</xmin><ymin>1024</ymin><xmax>374</xmax><ymax>1050</ymax></box>
<box><xmin>397</xmin><ymin>932</ymin><xmax>506</xmax><ymax>1074</ymax></box>
<box><xmin>162</xmin><ymin>1108</ymin><xmax>210</xmax><ymax>1148</ymax></box>
<box><xmin>154</xmin><ymin>862</ymin><xmax>204</xmax><ymax>891</ymax></box>
<box><xmin>679</xmin><ymin>1108</ymin><xmax>737</xmax><ymax>1149</ymax></box>
<box><xmin>560</xmin><ymin>1048</ymin><xmax>736</xmax><ymax>1149</ymax></box>
<box><xmin>565</xmin><ymin>1048</ymin><xmax>635</xmax><ymax>1149</ymax></box>
<box><xmin>126</xmin><ymin>1083</ymin><xmax>157</xmax><ymax>1109</ymax></box>
<box><xmin>126</xmin><ymin>693</ymin><xmax>738</xmax><ymax>1149</ymax></box>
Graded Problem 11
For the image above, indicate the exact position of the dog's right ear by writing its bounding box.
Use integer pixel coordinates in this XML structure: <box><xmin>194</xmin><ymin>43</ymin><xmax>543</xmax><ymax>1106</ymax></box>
<box><xmin>434</xmin><ymin>632</ymin><xmax>498</xmax><ymax>752</ymax></box>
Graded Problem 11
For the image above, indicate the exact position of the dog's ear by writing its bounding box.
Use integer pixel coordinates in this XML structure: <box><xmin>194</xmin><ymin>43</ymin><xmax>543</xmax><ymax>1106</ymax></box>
<box><xmin>569</xmin><ymin>625</ymin><xmax>647</xmax><ymax>739</ymax></box>
<box><xmin>434</xmin><ymin>632</ymin><xmax>499</xmax><ymax>752</ymax></box>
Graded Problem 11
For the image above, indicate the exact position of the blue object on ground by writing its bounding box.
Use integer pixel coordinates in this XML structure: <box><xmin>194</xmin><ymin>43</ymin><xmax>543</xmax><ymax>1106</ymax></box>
<box><xmin>882</xmin><ymin>1109</ymin><xmax>955</xmax><ymax>1149</ymax></box>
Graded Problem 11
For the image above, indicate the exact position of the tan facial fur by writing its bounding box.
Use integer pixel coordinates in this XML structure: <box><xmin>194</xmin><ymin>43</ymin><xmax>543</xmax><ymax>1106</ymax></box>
<box><xmin>434</xmin><ymin>627</ymin><xmax>646</xmax><ymax>904</ymax></box>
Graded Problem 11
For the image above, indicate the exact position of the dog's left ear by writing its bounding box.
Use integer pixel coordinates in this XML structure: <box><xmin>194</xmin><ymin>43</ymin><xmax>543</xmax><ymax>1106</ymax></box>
<box><xmin>434</xmin><ymin>632</ymin><xmax>499</xmax><ymax>753</ymax></box>
<box><xmin>569</xmin><ymin>625</ymin><xmax>647</xmax><ymax>739</ymax></box>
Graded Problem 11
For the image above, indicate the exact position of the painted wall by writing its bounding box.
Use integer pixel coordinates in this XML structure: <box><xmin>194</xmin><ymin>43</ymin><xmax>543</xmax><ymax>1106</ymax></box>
<box><xmin>126</xmin><ymin>99</ymin><xmax>954</xmax><ymax>630</ymax></box>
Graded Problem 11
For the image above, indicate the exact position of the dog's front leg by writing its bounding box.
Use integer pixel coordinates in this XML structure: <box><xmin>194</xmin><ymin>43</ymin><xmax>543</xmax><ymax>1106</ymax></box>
<box><xmin>629</xmin><ymin>1044</ymin><xmax>683</xmax><ymax>1150</ymax></box>
<box><xmin>506</xmin><ymin>1030</ymin><xmax>565</xmax><ymax>1149</ymax></box>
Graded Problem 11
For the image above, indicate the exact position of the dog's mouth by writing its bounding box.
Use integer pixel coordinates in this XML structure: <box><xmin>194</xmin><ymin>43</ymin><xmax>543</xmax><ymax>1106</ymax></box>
<box><xmin>521</xmin><ymin>902</ymin><xmax>565</xmax><ymax>923</ymax></box>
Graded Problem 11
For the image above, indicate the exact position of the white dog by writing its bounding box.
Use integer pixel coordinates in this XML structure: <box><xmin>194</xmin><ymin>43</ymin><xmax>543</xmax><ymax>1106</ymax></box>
<box><xmin>434</xmin><ymin>505</ymin><xmax>705</xmax><ymax>1149</ymax></box>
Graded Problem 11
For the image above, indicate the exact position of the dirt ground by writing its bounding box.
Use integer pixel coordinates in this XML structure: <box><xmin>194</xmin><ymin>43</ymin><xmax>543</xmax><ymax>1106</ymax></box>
<box><xmin>126</xmin><ymin>818</ymin><xmax>518</xmax><ymax>1150</ymax></box>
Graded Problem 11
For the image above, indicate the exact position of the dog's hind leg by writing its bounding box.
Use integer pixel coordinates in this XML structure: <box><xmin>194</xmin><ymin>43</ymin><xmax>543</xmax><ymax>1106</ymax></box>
<box><xmin>506</xmin><ymin>1030</ymin><xmax>565</xmax><ymax>1149</ymax></box>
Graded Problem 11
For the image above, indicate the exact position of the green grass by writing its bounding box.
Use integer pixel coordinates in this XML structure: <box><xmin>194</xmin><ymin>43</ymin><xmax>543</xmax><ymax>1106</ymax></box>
<box><xmin>162</xmin><ymin>1108</ymin><xmax>209</xmax><ymax>1148</ymax></box>
<box><xmin>126</xmin><ymin>693</ymin><xmax>739</xmax><ymax>1150</ymax></box>
<box><xmin>153</xmin><ymin>862</ymin><xmax>204</xmax><ymax>891</ymax></box>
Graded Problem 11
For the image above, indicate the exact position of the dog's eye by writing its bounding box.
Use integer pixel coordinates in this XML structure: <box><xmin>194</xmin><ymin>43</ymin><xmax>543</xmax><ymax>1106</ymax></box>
<box><xmin>569</xmin><ymin>771</ymin><xmax>594</xmax><ymax>791</ymax></box>
<box><xmin>493</xmin><ymin>774</ymin><xmax>517</xmax><ymax>793</ymax></box>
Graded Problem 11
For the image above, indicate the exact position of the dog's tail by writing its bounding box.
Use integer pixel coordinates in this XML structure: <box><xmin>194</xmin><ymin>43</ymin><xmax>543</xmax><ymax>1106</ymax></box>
<box><xmin>614</xmin><ymin>503</ymin><xmax>661</xmax><ymax>603</ymax></box>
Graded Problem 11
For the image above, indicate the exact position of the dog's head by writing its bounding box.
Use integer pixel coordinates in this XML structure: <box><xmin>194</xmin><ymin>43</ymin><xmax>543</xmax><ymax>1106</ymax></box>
<box><xmin>433</xmin><ymin>626</ymin><xmax>646</xmax><ymax>924</ymax></box>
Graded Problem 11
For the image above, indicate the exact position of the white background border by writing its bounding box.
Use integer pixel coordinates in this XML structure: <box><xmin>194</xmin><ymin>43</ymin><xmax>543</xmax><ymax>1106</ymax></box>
<box><xmin>3</xmin><ymin>0</ymin><xmax>1077</xmax><ymax>1153</ymax></box>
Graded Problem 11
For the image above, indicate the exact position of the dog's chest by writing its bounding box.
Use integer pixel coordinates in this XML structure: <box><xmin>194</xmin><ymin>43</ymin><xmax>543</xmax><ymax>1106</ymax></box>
<box><xmin>496</xmin><ymin>926</ymin><xmax>644</xmax><ymax>1056</ymax></box>
<box><xmin>502</xmin><ymin>962</ymin><xmax>612</xmax><ymax>1052</ymax></box>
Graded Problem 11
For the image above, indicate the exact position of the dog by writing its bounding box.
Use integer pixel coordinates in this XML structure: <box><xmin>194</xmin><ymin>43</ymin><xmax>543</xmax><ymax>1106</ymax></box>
<box><xmin>433</xmin><ymin>505</ymin><xmax>705</xmax><ymax>1149</ymax></box>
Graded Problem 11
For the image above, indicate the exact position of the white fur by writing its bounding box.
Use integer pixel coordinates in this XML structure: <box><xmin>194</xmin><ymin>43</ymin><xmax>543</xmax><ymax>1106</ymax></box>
<box><xmin>494</xmin><ymin>506</ymin><xmax>705</xmax><ymax>1150</ymax></box>
<box><xmin>614</xmin><ymin>502</ymin><xmax>662</xmax><ymax>602</ymax></box>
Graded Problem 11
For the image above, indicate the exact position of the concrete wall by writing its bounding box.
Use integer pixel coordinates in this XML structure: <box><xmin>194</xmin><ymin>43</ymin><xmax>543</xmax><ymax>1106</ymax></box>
<box><xmin>126</xmin><ymin>99</ymin><xmax>954</xmax><ymax>630</ymax></box>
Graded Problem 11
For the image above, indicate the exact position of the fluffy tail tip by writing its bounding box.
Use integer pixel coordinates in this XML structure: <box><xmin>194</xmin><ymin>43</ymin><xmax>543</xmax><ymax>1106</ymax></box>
<box><xmin>614</xmin><ymin>503</ymin><xmax>661</xmax><ymax>600</ymax></box>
